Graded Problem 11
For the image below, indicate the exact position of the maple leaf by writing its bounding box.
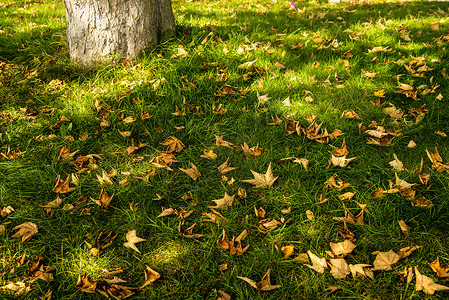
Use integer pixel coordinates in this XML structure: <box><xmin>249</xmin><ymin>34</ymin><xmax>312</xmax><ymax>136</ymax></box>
<box><xmin>52</xmin><ymin>174</ymin><xmax>75</xmax><ymax>194</ymax></box>
<box><xmin>208</xmin><ymin>192</ymin><xmax>235</xmax><ymax>210</ymax></box>
<box><xmin>96</xmin><ymin>169</ymin><xmax>114</xmax><ymax>185</ymax></box>
<box><xmin>161</xmin><ymin>136</ymin><xmax>184</xmax><ymax>153</ymax></box>
<box><xmin>202</xmin><ymin>208</ymin><xmax>227</xmax><ymax>224</ymax></box>
<box><xmin>218</xmin><ymin>158</ymin><xmax>237</xmax><ymax>175</ymax></box>
<box><xmin>217</xmin><ymin>290</ymin><xmax>231</xmax><ymax>300</ymax></box>
<box><xmin>415</xmin><ymin>266</ymin><xmax>449</xmax><ymax>295</ymax></box>
<box><xmin>0</xmin><ymin>281</ymin><xmax>30</xmax><ymax>295</ymax></box>
<box><xmin>305</xmin><ymin>251</ymin><xmax>327</xmax><ymax>273</ymax></box>
<box><xmin>123</xmin><ymin>230</ymin><xmax>146</xmax><ymax>254</ymax></box>
<box><xmin>140</xmin><ymin>265</ymin><xmax>161</xmax><ymax>289</ymax></box>
<box><xmin>241</xmin><ymin>162</ymin><xmax>278</xmax><ymax>188</ymax></box>
<box><xmin>329</xmin><ymin>258</ymin><xmax>350</xmax><ymax>279</ymax></box>
<box><xmin>76</xmin><ymin>274</ymin><xmax>97</xmax><ymax>293</ymax></box>
<box><xmin>349</xmin><ymin>264</ymin><xmax>374</xmax><ymax>279</ymax></box>
<box><xmin>329</xmin><ymin>138</ymin><xmax>349</xmax><ymax>157</ymax></box>
<box><xmin>179</xmin><ymin>163</ymin><xmax>202</xmax><ymax>180</ymax></box>
<box><xmin>215</xmin><ymin>135</ymin><xmax>234</xmax><ymax>148</ymax></box>
<box><xmin>389</xmin><ymin>153</ymin><xmax>405</xmax><ymax>172</ymax></box>
<box><xmin>327</xmin><ymin>154</ymin><xmax>357</xmax><ymax>168</ymax></box>
<box><xmin>91</xmin><ymin>188</ymin><xmax>114</xmax><ymax>210</ymax></box>
<box><xmin>241</xmin><ymin>142</ymin><xmax>262</xmax><ymax>157</ymax></box>
<box><xmin>341</xmin><ymin>110</ymin><xmax>360</xmax><ymax>119</ymax></box>
<box><xmin>237</xmin><ymin>269</ymin><xmax>282</xmax><ymax>291</ymax></box>
<box><xmin>39</xmin><ymin>196</ymin><xmax>63</xmax><ymax>216</ymax></box>
<box><xmin>328</xmin><ymin>240</ymin><xmax>356</xmax><ymax>258</ymax></box>
<box><xmin>281</xmin><ymin>244</ymin><xmax>295</xmax><ymax>258</ymax></box>
<box><xmin>371</xmin><ymin>249</ymin><xmax>400</xmax><ymax>271</ymax></box>
<box><xmin>178</xmin><ymin>221</ymin><xmax>204</xmax><ymax>239</ymax></box>
<box><xmin>279</xmin><ymin>157</ymin><xmax>309</xmax><ymax>171</ymax></box>
<box><xmin>11</xmin><ymin>222</ymin><xmax>38</xmax><ymax>242</ymax></box>
<box><xmin>429</xmin><ymin>257</ymin><xmax>449</xmax><ymax>278</ymax></box>
<box><xmin>126</xmin><ymin>139</ymin><xmax>148</xmax><ymax>155</ymax></box>
<box><xmin>200</xmin><ymin>149</ymin><xmax>217</xmax><ymax>160</ymax></box>
<box><xmin>0</xmin><ymin>205</ymin><xmax>14</xmax><ymax>217</ymax></box>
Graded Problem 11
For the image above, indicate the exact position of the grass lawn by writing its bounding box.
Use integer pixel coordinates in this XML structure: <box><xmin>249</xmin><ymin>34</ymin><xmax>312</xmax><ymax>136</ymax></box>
<box><xmin>1</xmin><ymin>0</ymin><xmax>449</xmax><ymax>298</ymax></box>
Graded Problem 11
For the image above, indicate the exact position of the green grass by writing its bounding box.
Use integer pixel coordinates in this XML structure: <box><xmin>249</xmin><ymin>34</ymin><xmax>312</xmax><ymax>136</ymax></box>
<box><xmin>1</xmin><ymin>0</ymin><xmax>449</xmax><ymax>299</ymax></box>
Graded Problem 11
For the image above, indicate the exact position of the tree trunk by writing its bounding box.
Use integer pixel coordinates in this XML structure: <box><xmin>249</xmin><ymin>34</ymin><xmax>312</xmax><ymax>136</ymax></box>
<box><xmin>63</xmin><ymin>0</ymin><xmax>175</xmax><ymax>65</ymax></box>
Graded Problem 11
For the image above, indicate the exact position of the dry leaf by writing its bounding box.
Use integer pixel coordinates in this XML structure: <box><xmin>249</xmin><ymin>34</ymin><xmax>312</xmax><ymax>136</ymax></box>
<box><xmin>341</xmin><ymin>110</ymin><xmax>360</xmax><ymax>119</ymax></box>
<box><xmin>11</xmin><ymin>222</ymin><xmax>38</xmax><ymax>242</ymax></box>
<box><xmin>329</xmin><ymin>138</ymin><xmax>349</xmax><ymax>157</ymax></box>
<box><xmin>338</xmin><ymin>192</ymin><xmax>355</xmax><ymax>201</ymax></box>
<box><xmin>76</xmin><ymin>274</ymin><xmax>97</xmax><ymax>293</ymax></box>
<box><xmin>52</xmin><ymin>175</ymin><xmax>75</xmax><ymax>194</ymax></box>
<box><xmin>200</xmin><ymin>149</ymin><xmax>217</xmax><ymax>160</ymax></box>
<box><xmin>237</xmin><ymin>269</ymin><xmax>282</xmax><ymax>291</ymax></box>
<box><xmin>126</xmin><ymin>139</ymin><xmax>148</xmax><ymax>155</ymax></box>
<box><xmin>161</xmin><ymin>136</ymin><xmax>184</xmax><ymax>153</ymax></box>
<box><xmin>218</xmin><ymin>158</ymin><xmax>237</xmax><ymax>175</ymax></box>
<box><xmin>371</xmin><ymin>249</ymin><xmax>400</xmax><ymax>271</ymax></box>
<box><xmin>349</xmin><ymin>264</ymin><xmax>373</xmax><ymax>279</ymax></box>
<box><xmin>217</xmin><ymin>290</ymin><xmax>231</xmax><ymax>300</ymax></box>
<box><xmin>305</xmin><ymin>251</ymin><xmax>327</xmax><ymax>273</ymax></box>
<box><xmin>140</xmin><ymin>265</ymin><xmax>161</xmax><ymax>289</ymax></box>
<box><xmin>178</xmin><ymin>221</ymin><xmax>204</xmax><ymax>239</ymax></box>
<box><xmin>398</xmin><ymin>220</ymin><xmax>409</xmax><ymax>234</ymax></box>
<box><xmin>241</xmin><ymin>142</ymin><xmax>262</xmax><ymax>157</ymax></box>
<box><xmin>281</xmin><ymin>244</ymin><xmax>295</xmax><ymax>258</ymax></box>
<box><xmin>179</xmin><ymin>163</ymin><xmax>202</xmax><ymax>180</ymax></box>
<box><xmin>415</xmin><ymin>266</ymin><xmax>449</xmax><ymax>295</ymax></box>
<box><xmin>202</xmin><ymin>208</ymin><xmax>227</xmax><ymax>224</ymax></box>
<box><xmin>329</xmin><ymin>258</ymin><xmax>350</xmax><ymax>279</ymax></box>
<box><xmin>0</xmin><ymin>281</ymin><xmax>30</xmax><ymax>295</ymax></box>
<box><xmin>90</xmin><ymin>189</ymin><xmax>114</xmax><ymax>211</ymax></box>
<box><xmin>39</xmin><ymin>196</ymin><xmax>63</xmax><ymax>216</ymax></box>
<box><xmin>328</xmin><ymin>155</ymin><xmax>357</xmax><ymax>168</ymax></box>
<box><xmin>389</xmin><ymin>154</ymin><xmax>405</xmax><ymax>172</ymax></box>
<box><xmin>123</xmin><ymin>230</ymin><xmax>146</xmax><ymax>254</ymax></box>
<box><xmin>215</xmin><ymin>135</ymin><xmax>234</xmax><ymax>148</ymax></box>
<box><xmin>241</xmin><ymin>162</ymin><xmax>278</xmax><ymax>188</ymax></box>
<box><xmin>329</xmin><ymin>240</ymin><xmax>356</xmax><ymax>258</ymax></box>
<box><xmin>279</xmin><ymin>157</ymin><xmax>309</xmax><ymax>171</ymax></box>
<box><xmin>208</xmin><ymin>192</ymin><xmax>235</xmax><ymax>210</ymax></box>
<box><xmin>1</xmin><ymin>205</ymin><xmax>14</xmax><ymax>217</ymax></box>
<box><xmin>429</xmin><ymin>257</ymin><xmax>449</xmax><ymax>278</ymax></box>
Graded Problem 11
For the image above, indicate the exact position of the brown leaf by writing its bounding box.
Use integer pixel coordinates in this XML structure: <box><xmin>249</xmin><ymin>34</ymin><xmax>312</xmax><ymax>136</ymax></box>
<box><xmin>76</xmin><ymin>274</ymin><xmax>97</xmax><ymax>293</ymax></box>
<box><xmin>240</xmin><ymin>142</ymin><xmax>262</xmax><ymax>157</ymax></box>
<box><xmin>200</xmin><ymin>149</ymin><xmax>217</xmax><ymax>160</ymax></box>
<box><xmin>39</xmin><ymin>196</ymin><xmax>63</xmax><ymax>216</ymax></box>
<box><xmin>415</xmin><ymin>266</ymin><xmax>449</xmax><ymax>295</ymax></box>
<box><xmin>411</xmin><ymin>196</ymin><xmax>432</xmax><ymax>208</ymax></box>
<box><xmin>329</xmin><ymin>240</ymin><xmax>356</xmax><ymax>258</ymax></box>
<box><xmin>279</xmin><ymin>157</ymin><xmax>309</xmax><ymax>171</ymax></box>
<box><xmin>217</xmin><ymin>290</ymin><xmax>231</xmax><ymax>300</ymax></box>
<box><xmin>254</xmin><ymin>206</ymin><xmax>266</xmax><ymax>218</ymax></box>
<box><xmin>389</xmin><ymin>153</ymin><xmax>405</xmax><ymax>172</ymax></box>
<box><xmin>338</xmin><ymin>192</ymin><xmax>355</xmax><ymax>201</ymax></box>
<box><xmin>429</xmin><ymin>257</ymin><xmax>449</xmax><ymax>278</ymax></box>
<box><xmin>208</xmin><ymin>192</ymin><xmax>235</xmax><ymax>210</ymax></box>
<box><xmin>178</xmin><ymin>221</ymin><xmax>204</xmax><ymax>239</ymax></box>
<box><xmin>398</xmin><ymin>220</ymin><xmax>409</xmax><ymax>235</ymax></box>
<box><xmin>126</xmin><ymin>139</ymin><xmax>148</xmax><ymax>155</ymax></box>
<box><xmin>281</xmin><ymin>244</ymin><xmax>295</xmax><ymax>258</ymax></box>
<box><xmin>237</xmin><ymin>269</ymin><xmax>282</xmax><ymax>291</ymax></box>
<box><xmin>123</xmin><ymin>230</ymin><xmax>146</xmax><ymax>254</ymax></box>
<box><xmin>90</xmin><ymin>189</ymin><xmax>114</xmax><ymax>210</ymax></box>
<box><xmin>202</xmin><ymin>208</ymin><xmax>227</xmax><ymax>224</ymax></box>
<box><xmin>140</xmin><ymin>265</ymin><xmax>161</xmax><ymax>289</ymax></box>
<box><xmin>218</xmin><ymin>158</ymin><xmax>237</xmax><ymax>175</ymax></box>
<box><xmin>341</xmin><ymin>110</ymin><xmax>360</xmax><ymax>119</ymax></box>
<box><xmin>11</xmin><ymin>222</ymin><xmax>38</xmax><ymax>242</ymax></box>
<box><xmin>371</xmin><ymin>249</ymin><xmax>400</xmax><ymax>271</ymax></box>
<box><xmin>329</xmin><ymin>138</ymin><xmax>349</xmax><ymax>157</ymax></box>
<box><xmin>329</xmin><ymin>258</ymin><xmax>350</xmax><ymax>279</ymax></box>
<box><xmin>179</xmin><ymin>163</ymin><xmax>201</xmax><ymax>180</ymax></box>
<box><xmin>1</xmin><ymin>205</ymin><xmax>14</xmax><ymax>217</ymax></box>
<box><xmin>52</xmin><ymin>175</ymin><xmax>75</xmax><ymax>194</ymax></box>
<box><xmin>161</xmin><ymin>136</ymin><xmax>184</xmax><ymax>153</ymax></box>
<box><xmin>215</xmin><ymin>135</ymin><xmax>234</xmax><ymax>148</ymax></box>
<box><xmin>0</xmin><ymin>281</ymin><xmax>30</xmax><ymax>295</ymax></box>
<box><xmin>241</xmin><ymin>162</ymin><xmax>278</xmax><ymax>188</ymax></box>
<box><xmin>328</xmin><ymin>155</ymin><xmax>357</xmax><ymax>168</ymax></box>
<box><xmin>305</xmin><ymin>251</ymin><xmax>327</xmax><ymax>273</ymax></box>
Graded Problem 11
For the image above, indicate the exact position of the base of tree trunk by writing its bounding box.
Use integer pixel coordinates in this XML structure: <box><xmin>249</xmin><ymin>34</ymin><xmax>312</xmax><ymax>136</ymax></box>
<box><xmin>63</xmin><ymin>0</ymin><xmax>175</xmax><ymax>65</ymax></box>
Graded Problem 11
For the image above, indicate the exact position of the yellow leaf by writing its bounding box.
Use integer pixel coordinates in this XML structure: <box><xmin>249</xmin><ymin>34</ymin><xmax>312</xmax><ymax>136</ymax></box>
<box><xmin>241</xmin><ymin>163</ymin><xmax>278</xmax><ymax>188</ymax></box>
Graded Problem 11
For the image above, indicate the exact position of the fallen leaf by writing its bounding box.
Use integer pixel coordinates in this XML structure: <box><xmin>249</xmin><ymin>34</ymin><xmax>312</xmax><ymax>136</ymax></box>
<box><xmin>398</xmin><ymin>220</ymin><xmax>409</xmax><ymax>234</ymax></box>
<box><xmin>329</xmin><ymin>138</ymin><xmax>349</xmax><ymax>157</ymax></box>
<box><xmin>415</xmin><ymin>266</ymin><xmax>449</xmax><ymax>295</ymax></box>
<box><xmin>217</xmin><ymin>290</ymin><xmax>231</xmax><ymax>300</ymax></box>
<box><xmin>397</xmin><ymin>245</ymin><xmax>422</xmax><ymax>258</ymax></box>
<box><xmin>0</xmin><ymin>281</ymin><xmax>30</xmax><ymax>295</ymax></box>
<box><xmin>241</xmin><ymin>142</ymin><xmax>262</xmax><ymax>157</ymax></box>
<box><xmin>241</xmin><ymin>163</ymin><xmax>278</xmax><ymax>188</ymax></box>
<box><xmin>161</xmin><ymin>136</ymin><xmax>184</xmax><ymax>153</ymax></box>
<box><xmin>90</xmin><ymin>189</ymin><xmax>114</xmax><ymax>210</ymax></box>
<box><xmin>208</xmin><ymin>193</ymin><xmax>235</xmax><ymax>210</ymax></box>
<box><xmin>1</xmin><ymin>205</ymin><xmax>15</xmax><ymax>217</ymax></box>
<box><xmin>11</xmin><ymin>222</ymin><xmax>38</xmax><ymax>242</ymax></box>
<box><xmin>39</xmin><ymin>196</ymin><xmax>63</xmax><ymax>216</ymax></box>
<box><xmin>328</xmin><ymin>155</ymin><xmax>357</xmax><ymax>168</ymax></box>
<box><xmin>237</xmin><ymin>269</ymin><xmax>282</xmax><ymax>291</ymax></box>
<box><xmin>123</xmin><ymin>230</ymin><xmax>146</xmax><ymax>254</ymax></box>
<box><xmin>329</xmin><ymin>258</ymin><xmax>350</xmax><ymax>279</ymax></box>
<box><xmin>200</xmin><ymin>149</ymin><xmax>217</xmax><ymax>160</ymax></box>
<box><xmin>429</xmin><ymin>257</ymin><xmax>449</xmax><ymax>278</ymax></box>
<box><xmin>338</xmin><ymin>192</ymin><xmax>356</xmax><ymax>201</ymax></box>
<box><xmin>279</xmin><ymin>157</ymin><xmax>309</xmax><ymax>171</ymax></box>
<box><xmin>218</xmin><ymin>158</ymin><xmax>237</xmax><ymax>175</ymax></box>
<box><xmin>349</xmin><ymin>264</ymin><xmax>373</xmax><ymax>279</ymax></box>
<box><xmin>371</xmin><ymin>249</ymin><xmax>400</xmax><ymax>271</ymax></box>
<box><xmin>178</xmin><ymin>221</ymin><xmax>204</xmax><ymax>239</ymax></box>
<box><xmin>281</xmin><ymin>244</ymin><xmax>295</xmax><ymax>258</ymax></box>
<box><xmin>328</xmin><ymin>240</ymin><xmax>356</xmax><ymax>258</ymax></box>
<box><xmin>215</xmin><ymin>135</ymin><xmax>234</xmax><ymax>148</ymax></box>
<box><xmin>52</xmin><ymin>175</ymin><xmax>75</xmax><ymax>194</ymax></box>
<box><xmin>305</xmin><ymin>251</ymin><xmax>327</xmax><ymax>273</ymax></box>
<box><xmin>76</xmin><ymin>274</ymin><xmax>97</xmax><ymax>293</ymax></box>
<box><xmin>341</xmin><ymin>110</ymin><xmax>360</xmax><ymax>119</ymax></box>
<box><xmin>202</xmin><ymin>208</ymin><xmax>227</xmax><ymax>224</ymax></box>
<box><xmin>126</xmin><ymin>139</ymin><xmax>148</xmax><ymax>155</ymax></box>
<box><xmin>389</xmin><ymin>153</ymin><xmax>405</xmax><ymax>172</ymax></box>
<box><xmin>179</xmin><ymin>163</ymin><xmax>202</xmax><ymax>180</ymax></box>
<box><xmin>140</xmin><ymin>265</ymin><xmax>161</xmax><ymax>289</ymax></box>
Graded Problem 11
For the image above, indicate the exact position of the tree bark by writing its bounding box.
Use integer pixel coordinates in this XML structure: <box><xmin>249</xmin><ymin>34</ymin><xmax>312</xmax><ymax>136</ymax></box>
<box><xmin>63</xmin><ymin>0</ymin><xmax>175</xmax><ymax>65</ymax></box>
